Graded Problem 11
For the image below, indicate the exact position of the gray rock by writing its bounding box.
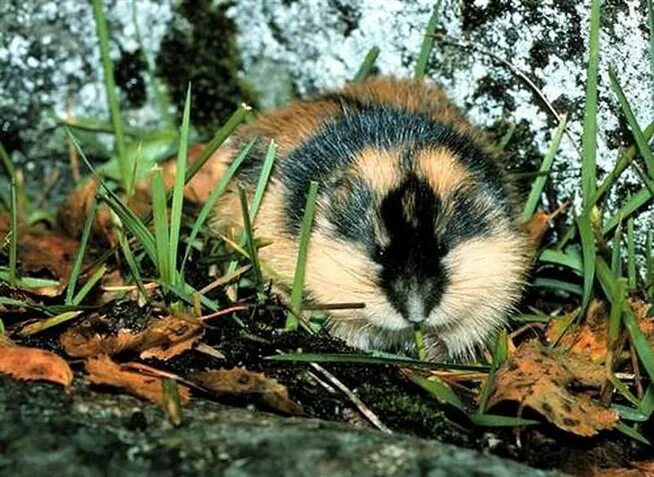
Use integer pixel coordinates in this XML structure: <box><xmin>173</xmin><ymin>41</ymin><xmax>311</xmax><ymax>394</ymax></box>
<box><xmin>0</xmin><ymin>0</ymin><xmax>174</xmax><ymax>160</ymax></box>
<box><xmin>228</xmin><ymin>0</ymin><xmax>653</xmax><ymax>230</ymax></box>
<box><xmin>0</xmin><ymin>376</ymin><xmax>562</xmax><ymax>477</ymax></box>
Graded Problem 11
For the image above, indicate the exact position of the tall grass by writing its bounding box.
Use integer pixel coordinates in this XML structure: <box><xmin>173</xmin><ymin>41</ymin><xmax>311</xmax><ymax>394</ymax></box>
<box><xmin>91</xmin><ymin>0</ymin><xmax>129</xmax><ymax>191</ymax></box>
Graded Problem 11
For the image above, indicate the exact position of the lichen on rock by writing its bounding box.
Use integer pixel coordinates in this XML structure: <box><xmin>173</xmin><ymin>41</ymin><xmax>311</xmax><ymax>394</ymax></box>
<box><xmin>228</xmin><ymin>0</ymin><xmax>653</xmax><ymax>239</ymax></box>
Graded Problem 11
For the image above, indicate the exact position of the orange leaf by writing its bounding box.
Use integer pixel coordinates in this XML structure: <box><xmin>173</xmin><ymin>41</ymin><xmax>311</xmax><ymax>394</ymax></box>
<box><xmin>61</xmin><ymin>314</ymin><xmax>203</xmax><ymax>359</ymax></box>
<box><xmin>546</xmin><ymin>300</ymin><xmax>609</xmax><ymax>363</ymax></box>
<box><xmin>0</xmin><ymin>345</ymin><xmax>73</xmax><ymax>386</ymax></box>
<box><xmin>191</xmin><ymin>367</ymin><xmax>303</xmax><ymax>415</ymax></box>
<box><xmin>86</xmin><ymin>354</ymin><xmax>189</xmax><ymax>405</ymax></box>
<box><xmin>489</xmin><ymin>340</ymin><xmax>618</xmax><ymax>436</ymax></box>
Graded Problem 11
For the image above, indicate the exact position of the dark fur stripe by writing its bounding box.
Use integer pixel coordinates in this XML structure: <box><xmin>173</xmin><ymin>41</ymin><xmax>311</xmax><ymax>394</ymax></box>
<box><xmin>280</xmin><ymin>104</ymin><xmax>510</xmax><ymax>233</ymax></box>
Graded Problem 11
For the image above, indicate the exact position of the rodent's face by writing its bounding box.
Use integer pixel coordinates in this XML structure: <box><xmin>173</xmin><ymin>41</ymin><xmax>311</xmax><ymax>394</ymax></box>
<box><xmin>308</xmin><ymin>146</ymin><xmax>529</xmax><ymax>356</ymax></box>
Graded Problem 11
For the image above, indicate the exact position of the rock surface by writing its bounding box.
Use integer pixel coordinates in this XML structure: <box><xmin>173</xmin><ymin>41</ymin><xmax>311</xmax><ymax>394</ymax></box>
<box><xmin>0</xmin><ymin>0</ymin><xmax>173</xmax><ymax>156</ymax></box>
<box><xmin>0</xmin><ymin>376</ymin><xmax>562</xmax><ymax>477</ymax></box>
<box><xmin>228</xmin><ymin>0</ymin><xmax>653</xmax><ymax>225</ymax></box>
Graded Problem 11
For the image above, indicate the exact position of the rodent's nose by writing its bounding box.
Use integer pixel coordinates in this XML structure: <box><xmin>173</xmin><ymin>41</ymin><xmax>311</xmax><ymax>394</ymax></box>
<box><xmin>403</xmin><ymin>293</ymin><xmax>429</xmax><ymax>324</ymax></box>
<box><xmin>382</xmin><ymin>268</ymin><xmax>446</xmax><ymax>324</ymax></box>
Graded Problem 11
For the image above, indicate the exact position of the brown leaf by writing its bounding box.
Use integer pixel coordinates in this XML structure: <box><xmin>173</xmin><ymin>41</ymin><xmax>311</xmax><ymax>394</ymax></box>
<box><xmin>0</xmin><ymin>219</ymin><xmax>85</xmax><ymax>283</ymax></box>
<box><xmin>629</xmin><ymin>298</ymin><xmax>654</xmax><ymax>341</ymax></box>
<box><xmin>547</xmin><ymin>299</ymin><xmax>654</xmax><ymax>363</ymax></box>
<box><xmin>546</xmin><ymin>300</ymin><xmax>609</xmax><ymax>363</ymax></box>
<box><xmin>57</xmin><ymin>178</ymin><xmax>152</xmax><ymax>247</ymax></box>
<box><xmin>86</xmin><ymin>354</ymin><xmax>190</xmax><ymax>405</ymax></box>
<box><xmin>488</xmin><ymin>340</ymin><xmax>618</xmax><ymax>436</ymax></box>
<box><xmin>60</xmin><ymin>314</ymin><xmax>203</xmax><ymax>359</ymax></box>
<box><xmin>190</xmin><ymin>367</ymin><xmax>303</xmax><ymax>415</ymax></box>
<box><xmin>0</xmin><ymin>345</ymin><xmax>73</xmax><ymax>386</ymax></box>
<box><xmin>584</xmin><ymin>462</ymin><xmax>654</xmax><ymax>477</ymax></box>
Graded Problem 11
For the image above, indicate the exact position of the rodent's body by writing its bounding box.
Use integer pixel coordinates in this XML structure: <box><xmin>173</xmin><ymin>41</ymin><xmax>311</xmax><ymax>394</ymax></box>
<box><xmin>206</xmin><ymin>77</ymin><xmax>531</xmax><ymax>360</ymax></box>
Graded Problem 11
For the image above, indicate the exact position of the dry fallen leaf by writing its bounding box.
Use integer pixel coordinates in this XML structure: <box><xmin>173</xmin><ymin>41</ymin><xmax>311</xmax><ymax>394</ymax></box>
<box><xmin>629</xmin><ymin>298</ymin><xmax>654</xmax><ymax>339</ymax></box>
<box><xmin>60</xmin><ymin>313</ymin><xmax>203</xmax><ymax>359</ymax></box>
<box><xmin>190</xmin><ymin>367</ymin><xmax>304</xmax><ymax>416</ymax></box>
<box><xmin>488</xmin><ymin>340</ymin><xmax>618</xmax><ymax>436</ymax></box>
<box><xmin>0</xmin><ymin>218</ymin><xmax>85</xmax><ymax>283</ymax></box>
<box><xmin>86</xmin><ymin>354</ymin><xmax>190</xmax><ymax>405</ymax></box>
<box><xmin>547</xmin><ymin>299</ymin><xmax>654</xmax><ymax>363</ymax></box>
<box><xmin>585</xmin><ymin>461</ymin><xmax>654</xmax><ymax>477</ymax></box>
<box><xmin>546</xmin><ymin>300</ymin><xmax>609</xmax><ymax>363</ymax></box>
<box><xmin>0</xmin><ymin>344</ymin><xmax>73</xmax><ymax>386</ymax></box>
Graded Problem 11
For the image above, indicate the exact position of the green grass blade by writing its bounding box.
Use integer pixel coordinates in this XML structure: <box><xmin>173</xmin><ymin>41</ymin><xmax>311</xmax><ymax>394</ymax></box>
<box><xmin>65</xmin><ymin>198</ymin><xmax>97</xmax><ymax>305</ymax></box>
<box><xmin>623</xmin><ymin>306</ymin><xmax>654</xmax><ymax>383</ymax></box>
<box><xmin>0</xmin><ymin>269</ymin><xmax>59</xmax><ymax>290</ymax></box>
<box><xmin>161</xmin><ymin>281</ymin><xmax>219</xmax><ymax>312</ymax></box>
<box><xmin>615</xmin><ymin>421</ymin><xmax>652</xmax><ymax>446</ymax></box>
<box><xmin>19</xmin><ymin>310</ymin><xmax>83</xmax><ymax>336</ymax></box>
<box><xmin>238</xmin><ymin>187</ymin><xmax>263</xmax><ymax>288</ymax></box>
<box><xmin>72</xmin><ymin>264</ymin><xmax>106</xmax><ymax>306</ymax></box>
<box><xmin>532</xmin><ymin>278</ymin><xmax>583</xmax><ymax>296</ymax></box>
<box><xmin>352</xmin><ymin>46</ymin><xmax>380</xmax><ymax>83</ymax></box>
<box><xmin>602</xmin><ymin>166</ymin><xmax>654</xmax><ymax>236</ymax></box>
<box><xmin>169</xmin><ymin>84</ymin><xmax>192</xmax><ymax>286</ymax></box>
<box><xmin>648</xmin><ymin>231</ymin><xmax>654</xmax><ymax>297</ymax></box>
<box><xmin>608</xmin><ymin>66</ymin><xmax>654</xmax><ymax>175</ymax></box>
<box><xmin>413</xmin><ymin>325</ymin><xmax>426</xmax><ymax>360</ymax></box>
<box><xmin>180</xmin><ymin>138</ymin><xmax>257</xmax><ymax>273</ymax></box>
<box><xmin>117</xmin><ymin>228</ymin><xmax>148</xmax><ymax>299</ymax></box>
<box><xmin>576</xmin><ymin>213</ymin><xmax>596</xmax><ymax>312</ymax></box>
<box><xmin>184</xmin><ymin>104</ymin><xmax>251</xmax><ymax>185</ymax></box>
<box><xmin>611</xmin><ymin>218</ymin><xmax>623</xmax><ymax>276</ymax></box>
<box><xmin>596</xmin><ymin>256</ymin><xmax>616</xmax><ymax>299</ymax></box>
<box><xmin>103</xmin><ymin>192</ymin><xmax>157</xmax><ymax>263</ymax></box>
<box><xmin>538</xmin><ymin>248</ymin><xmax>583</xmax><ymax>275</ymax></box>
<box><xmin>580</xmin><ymin>0</ymin><xmax>601</xmax><ymax>210</ymax></box>
<box><xmin>266</xmin><ymin>352</ymin><xmax>490</xmax><ymax>371</ymax></box>
<box><xmin>477</xmin><ymin>330</ymin><xmax>508</xmax><ymax>415</ymax></box>
<box><xmin>286</xmin><ymin>181</ymin><xmax>319</xmax><ymax>331</ymax></box>
<box><xmin>640</xmin><ymin>385</ymin><xmax>654</xmax><ymax>416</ymax></box>
<box><xmin>627</xmin><ymin>217</ymin><xmax>636</xmax><ymax>289</ymax></box>
<box><xmin>0</xmin><ymin>143</ymin><xmax>17</xmax><ymax>287</ymax></box>
<box><xmin>410</xmin><ymin>373</ymin><xmax>464</xmax><ymax>410</ymax></box>
<box><xmin>224</xmin><ymin>141</ymin><xmax>278</xmax><ymax>277</ymax></box>
<box><xmin>650</xmin><ymin>0</ymin><xmax>654</xmax><ymax>85</ymax></box>
<box><xmin>592</xmin><ymin>123</ymin><xmax>654</xmax><ymax>207</ymax></box>
<box><xmin>470</xmin><ymin>414</ymin><xmax>540</xmax><ymax>427</ymax></box>
<box><xmin>91</xmin><ymin>0</ymin><xmax>128</xmax><ymax>190</ymax></box>
<box><xmin>511</xmin><ymin>314</ymin><xmax>552</xmax><ymax>324</ymax></box>
<box><xmin>495</xmin><ymin>123</ymin><xmax>516</xmax><ymax>152</ymax></box>
<box><xmin>250</xmin><ymin>141</ymin><xmax>278</xmax><ymax>221</ymax></box>
<box><xmin>414</xmin><ymin>1</ymin><xmax>443</xmax><ymax>80</ymax></box>
<box><xmin>66</xmin><ymin>127</ymin><xmax>157</xmax><ymax>262</ymax></box>
<box><xmin>521</xmin><ymin>114</ymin><xmax>567</xmax><ymax>222</ymax></box>
<box><xmin>151</xmin><ymin>166</ymin><xmax>171</xmax><ymax>284</ymax></box>
<box><xmin>608</xmin><ymin>277</ymin><xmax>627</xmax><ymax>349</ymax></box>
<box><xmin>597</xmin><ymin>256</ymin><xmax>654</xmax><ymax>383</ymax></box>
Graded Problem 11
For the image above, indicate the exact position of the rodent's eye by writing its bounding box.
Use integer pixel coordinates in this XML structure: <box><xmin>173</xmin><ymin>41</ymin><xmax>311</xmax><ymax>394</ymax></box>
<box><xmin>436</xmin><ymin>241</ymin><xmax>448</xmax><ymax>256</ymax></box>
<box><xmin>373</xmin><ymin>245</ymin><xmax>386</xmax><ymax>262</ymax></box>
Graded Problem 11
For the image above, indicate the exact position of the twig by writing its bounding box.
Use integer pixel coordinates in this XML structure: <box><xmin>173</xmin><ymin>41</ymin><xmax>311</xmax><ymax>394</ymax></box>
<box><xmin>199</xmin><ymin>265</ymin><xmax>252</xmax><ymax>294</ymax></box>
<box><xmin>198</xmin><ymin>305</ymin><xmax>249</xmax><ymax>322</ymax></box>
<box><xmin>121</xmin><ymin>361</ymin><xmax>204</xmax><ymax>392</ymax></box>
<box><xmin>309</xmin><ymin>362</ymin><xmax>392</xmax><ymax>434</ymax></box>
<box><xmin>434</xmin><ymin>33</ymin><xmax>582</xmax><ymax>158</ymax></box>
